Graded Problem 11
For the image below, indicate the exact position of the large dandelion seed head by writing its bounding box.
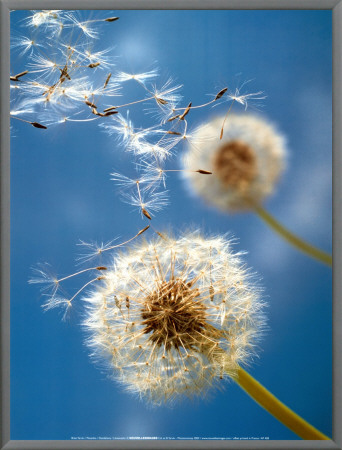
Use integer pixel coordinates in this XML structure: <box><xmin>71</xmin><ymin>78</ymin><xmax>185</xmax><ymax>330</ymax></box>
<box><xmin>183</xmin><ymin>114</ymin><xmax>286</xmax><ymax>211</ymax></box>
<box><xmin>82</xmin><ymin>231</ymin><xmax>266</xmax><ymax>404</ymax></box>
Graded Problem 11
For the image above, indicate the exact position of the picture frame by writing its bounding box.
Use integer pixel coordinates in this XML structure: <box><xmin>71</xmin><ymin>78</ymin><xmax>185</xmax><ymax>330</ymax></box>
<box><xmin>1</xmin><ymin>0</ymin><xmax>341</xmax><ymax>449</ymax></box>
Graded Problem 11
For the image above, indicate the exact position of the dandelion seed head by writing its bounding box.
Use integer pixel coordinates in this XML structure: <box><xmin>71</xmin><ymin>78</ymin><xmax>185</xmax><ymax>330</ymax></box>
<box><xmin>82</xmin><ymin>231</ymin><xmax>266</xmax><ymax>404</ymax></box>
<box><xmin>183</xmin><ymin>114</ymin><xmax>286</xmax><ymax>211</ymax></box>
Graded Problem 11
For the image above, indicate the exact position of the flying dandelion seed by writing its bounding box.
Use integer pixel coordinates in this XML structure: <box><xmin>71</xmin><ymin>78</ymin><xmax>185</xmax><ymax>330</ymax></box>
<box><xmin>183</xmin><ymin>114</ymin><xmax>286</xmax><ymax>212</ymax></box>
<box><xmin>82</xmin><ymin>231</ymin><xmax>266</xmax><ymax>404</ymax></box>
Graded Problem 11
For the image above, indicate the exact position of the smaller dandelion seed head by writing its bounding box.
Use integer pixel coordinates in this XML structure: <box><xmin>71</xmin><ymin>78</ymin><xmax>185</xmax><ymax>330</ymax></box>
<box><xmin>81</xmin><ymin>231</ymin><xmax>266</xmax><ymax>404</ymax></box>
<box><xmin>183</xmin><ymin>114</ymin><xmax>286</xmax><ymax>212</ymax></box>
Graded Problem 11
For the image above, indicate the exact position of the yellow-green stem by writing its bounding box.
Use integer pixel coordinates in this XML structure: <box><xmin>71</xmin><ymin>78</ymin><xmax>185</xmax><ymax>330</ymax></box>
<box><xmin>254</xmin><ymin>205</ymin><xmax>332</xmax><ymax>267</ymax></box>
<box><xmin>233</xmin><ymin>366</ymin><xmax>330</xmax><ymax>440</ymax></box>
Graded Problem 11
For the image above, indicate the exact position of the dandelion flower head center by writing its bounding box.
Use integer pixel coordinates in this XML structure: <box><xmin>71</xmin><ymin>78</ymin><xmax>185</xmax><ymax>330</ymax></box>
<box><xmin>213</xmin><ymin>139</ymin><xmax>257</xmax><ymax>192</ymax></box>
<box><xmin>141</xmin><ymin>278</ymin><xmax>209</xmax><ymax>351</ymax></box>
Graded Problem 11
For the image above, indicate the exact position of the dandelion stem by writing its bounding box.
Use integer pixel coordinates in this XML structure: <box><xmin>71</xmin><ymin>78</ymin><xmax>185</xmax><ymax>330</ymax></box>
<box><xmin>254</xmin><ymin>205</ymin><xmax>332</xmax><ymax>267</ymax></box>
<box><xmin>233</xmin><ymin>366</ymin><xmax>330</xmax><ymax>440</ymax></box>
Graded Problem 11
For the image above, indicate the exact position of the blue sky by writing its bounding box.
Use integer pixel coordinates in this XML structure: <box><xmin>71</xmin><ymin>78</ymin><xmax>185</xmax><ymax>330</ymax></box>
<box><xmin>10</xmin><ymin>9</ymin><xmax>332</xmax><ymax>440</ymax></box>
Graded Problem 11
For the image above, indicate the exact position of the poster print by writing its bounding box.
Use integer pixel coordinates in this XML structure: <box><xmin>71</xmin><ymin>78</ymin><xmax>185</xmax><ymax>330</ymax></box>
<box><xmin>9</xmin><ymin>7</ymin><xmax>332</xmax><ymax>444</ymax></box>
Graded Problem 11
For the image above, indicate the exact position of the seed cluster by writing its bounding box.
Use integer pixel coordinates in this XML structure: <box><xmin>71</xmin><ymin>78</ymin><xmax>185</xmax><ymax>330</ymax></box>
<box><xmin>141</xmin><ymin>279</ymin><xmax>207</xmax><ymax>351</ymax></box>
<box><xmin>213</xmin><ymin>140</ymin><xmax>257</xmax><ymax>192</ymax></box>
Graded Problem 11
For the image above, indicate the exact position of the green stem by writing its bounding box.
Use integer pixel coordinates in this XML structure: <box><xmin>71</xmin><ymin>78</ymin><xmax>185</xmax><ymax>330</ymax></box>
<box><xmin>233</xmin><ymin>366</ymin><xmax>330</xmax><ymax>440</ymax></box>
<box><xmin>254</xmin><ymin>205</ymin><xmax>332</xmax><ymax>267</ymax></box>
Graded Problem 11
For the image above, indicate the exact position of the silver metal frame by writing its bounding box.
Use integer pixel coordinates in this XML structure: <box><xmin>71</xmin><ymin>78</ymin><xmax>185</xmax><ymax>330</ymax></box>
<box><xmin>1</xmin><ymin>1</ymin><xmax>340</xmax><ymax>449</ymax></box>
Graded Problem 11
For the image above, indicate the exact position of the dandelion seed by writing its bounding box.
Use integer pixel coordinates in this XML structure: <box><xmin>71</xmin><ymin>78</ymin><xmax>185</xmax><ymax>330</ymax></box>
<box><xmin>183</xmin><ymin>114</ymin><xmax>286</xmax><ymax>211</ymax></box>
<box><xmin>65</xmin><ymin>13</ymin><xmax>100</xmax><ymax>39</ymax></box>
<box><xmin>29</xmin><ymin>262</ymin><xmax>60</xmax><ymax>294</ymax></box>
<box><xmin>11</xmin><ymin>33</ymin><xmax>42</xmax><ymax>56</ymax></box>
<box><xmin>167</xmin><ymin>131</ymin><xmax>182</xmax><ymax>136</ymax></box>
<box><xmin>25</xmin><ymin>10</ymin><xmax>64</xmax><ymax>30</ymax></box>
<box><xmin>167</xmin><ymin>114</ymin><xmax>180</xmax><ymax>122</ymax></box>
<box><xmin>155</xmin><ymin>97</ymin><xmax>168</xmax><ymax>105</ymax></box>
<box><xmin>59</xmin><ymin>64</ymin><xmax>71</xmax><ymax>80</ymax></box>
<box><xmin>26</xmin><ymin>53</ymin><xmax>61</xmax><ymax>76</ymax></box>
<box><xmin>111</xmin><ymin>172</ymin><xmax>154</xmax><ymax>190</ymax></box>
<box><xmin>136</xmin><ymin>160</ymin><xmax>167</xmax><ymax>189</ymax></box>
<box><xmin>10</xmin><ymin>70</ymin><xmax>29</xmax><ymax>82</ymax></box>
<box><xmin>104</xmin><ymin>17</ymin><xmax>119</xmax><ymax>22</ymax></box>
<box><xmin>149</xmin><ymin>78</ymin><xmax>183</xmax><ymax>110</ymax></box>
<box><xmin>214</xmin><ymin>87</ymin><xmax>228</xmax><ymax>101</ymax></box>
<box><xmin>142</xmin><ymin>208</ymin><xmax>152</xmax><ymax>220</ymax></box>
<box><xmin>92</xmin><ymin>108</ymin><xmax>104</xmax><ymax>117</ymax></box>
<box><xmin>103</xmin><ymin>106</ymin><xmax>117</xmax><ymax>112</ymax></box>
<box><xmin>41</xmin><ymin>295</ymin><xmax>73</xmax><ymax>321</ymax></box>
<box><xmin>196</xmin><ymin>170</ymin><xmax>212</xmax><ymax>175</ymax></box>
<box><xmin>77</xmin><ymin>226</ymin><xmax>150</xmax><ymax>264</ymax></box>
<box><xmin>11</xmin><ymin>114</ymin><xmax>49</xmax><ymax>129</ymax></box>
<box><xmin>138</xmin><ymin>225</ymin><xmax>150</xmax><ymax>236</ymax></box>
<box><xmin>82</xmin><ymin>231</ymin><xmax>266</xmax><ymax>403</ymax></box>
<box><xmin>103</xmin><ymin>73</ymin><xmax>112</xmax><ymax>88</ymax></box>
<box><xmin>31</xmin><ymin>121</ymin><xmax>47</xmax><ymax>129</ymax></box>
<box><xmin>103</xmin><ymin>111</ymin><xmax>118</xmax><ymax>117</ymax></box>
<box><xmin>179</xmin><ymin>102</ymin><xmax>192</xmax><ymax>120</ymax></box>
<box><xmin>226</xmin><ymin>81</ymin><xmax>266</xmax><ymax>110</ymax></box>
<box><xmin>85</xmin><ymin>100</ymin><xmax>97</xmax><ymax>108</ymax></box>
<box><xmin>77</xmin><ymin>239</ymin><xmax>121</xmax><ymax>263</ymax></box>
<box><xmin>88</xmin><ymin>62</ymin><xmax>100</xmax><ymax>69</ymax></box>
<box><xmin>121</xmin><ymin>188</ymin><xmax>169</xmax><ymax>218</ymax></box>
